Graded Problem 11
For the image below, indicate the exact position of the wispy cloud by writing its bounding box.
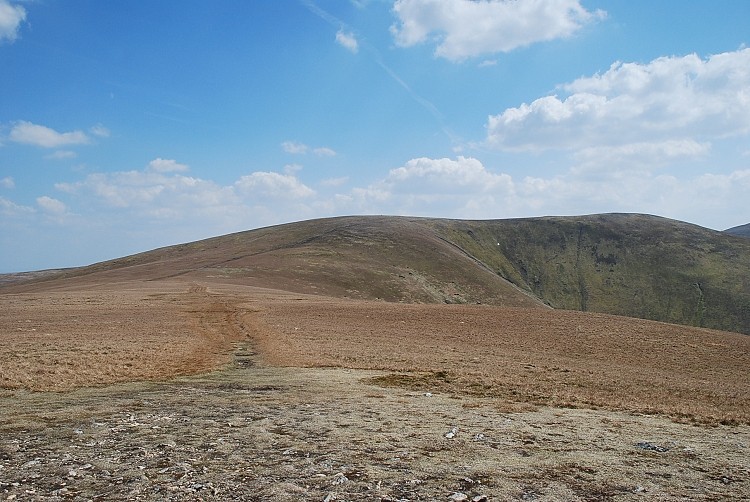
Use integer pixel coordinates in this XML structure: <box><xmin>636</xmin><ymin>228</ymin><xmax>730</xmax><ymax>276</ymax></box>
<box><xmin>301</xmin><ymin>0</ymin><xmax>457</xmax><ymax>145</ymax></box>
<box><xmin>45</xmin><ymin>150</ymin><xmax>77</xmax><ymax>160</ymax></box>
<box><xmin>9</xmin><ymin>121</ymin><xmax>89</xmax><ymax>148</ymax></box>
<box><xmin>90</xmin><ymin>124</ymin><xmax>111</xmax><ymax>138</ymax></box>
<box><xmin>335</xmin><ymin>29</ymin><xmax>359</xmax><ymax>53</ymax></box>
<box><xmin>147</xmin><ymin>158</ymin><xmax>189</xmax><ymax>173</ymax></box>
<box><xmin>313</xmin><ymin>146</ymin><xmax>337</xmax><ymax>157</ymax></box>
<box><xmin>282</xmin><ymin>141</ymin><xmax>309</xmax><ymax>154</ymax></box>
<box><xmin>283</xmin><ymin>141</ymin><xmax>337</xmax><ymax>157</ymax></box>
<box><xmin>0</xmin><ymin>0</ymin><xmax>26</xmax><ymax>43</ymax></box>
<box><xmin>36</xmin><ymin>195</ymin><xmax>67</xmax><ymax>215</ymax></box>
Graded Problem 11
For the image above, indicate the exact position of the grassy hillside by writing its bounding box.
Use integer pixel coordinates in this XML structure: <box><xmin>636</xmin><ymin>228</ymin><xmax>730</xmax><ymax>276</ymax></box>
<box><xmin>4</xmin><ymin>216</ymin><xmax>544</xmax><ymax>308</ymax></box>
<box><xmin>428</xmin><ymin>214</ymin><xmax>750</xmax><ymax>334</ymax></box>
<box><xmin>6</xmin><ymin>213</ymin><xmax>749</xmax><ymax>334</ymax></box>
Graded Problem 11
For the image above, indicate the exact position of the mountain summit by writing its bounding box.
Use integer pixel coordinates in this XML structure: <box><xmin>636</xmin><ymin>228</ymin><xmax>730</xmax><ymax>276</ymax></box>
<box><xmin>6</xmin><ymin>214</ymin><xmax>750</xmax><ymax>334</ymax></box>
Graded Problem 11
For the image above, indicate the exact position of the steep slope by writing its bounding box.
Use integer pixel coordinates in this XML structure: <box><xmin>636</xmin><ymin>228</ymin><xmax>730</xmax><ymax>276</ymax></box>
<box><xmin>726</xmin><ymin>223</ymin><xmax>750</xmax><ymax>238</ymax></box>
<box><xmin>427</xmin><ymin>214</ymin><xmax>750</xmax><ymax>334</ymax></box>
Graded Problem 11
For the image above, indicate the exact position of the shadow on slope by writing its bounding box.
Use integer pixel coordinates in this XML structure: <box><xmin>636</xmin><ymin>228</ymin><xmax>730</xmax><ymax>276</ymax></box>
<box><xmin>428</xmin><ymin>214</ymin><xmax>750</xmax><ymax>334</ymax></box>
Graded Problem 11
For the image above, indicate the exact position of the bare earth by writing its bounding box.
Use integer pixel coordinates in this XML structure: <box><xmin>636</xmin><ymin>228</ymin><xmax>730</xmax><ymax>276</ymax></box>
<box><xmin>1</xmin><ymin>280</ymin><xmax>749</xmax><ymax>500</ymax></box>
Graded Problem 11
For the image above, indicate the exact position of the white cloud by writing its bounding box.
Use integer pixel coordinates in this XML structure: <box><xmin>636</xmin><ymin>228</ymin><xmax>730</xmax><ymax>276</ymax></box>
<box><xmin>9</xmin><ymin>121</ymin><xmax>90</xmax><ymax>148</ymax></box>
<box><xmin>6</xmin><ymin>154</ymin><xmax>747</xmax><ymax>270</ymax></box>
<box><xmin>283</xmin><ymin>163</ymin><xmax>303</xmax><ymax>174</ymax></box>
<box><xmin>147</xmin><ymin>158</ymin><xmax>190</xmax><ymax>173</ymax></box>
<box><xmin>283</xmin><ymin>141</ymin><xmax>336</xmax><ymax>157</ymax></box>
<box><xmin>0</xmin><ymin>176</ymin><xmax>14</xmax><ymax>188</ymax></box>
<box><xmin>313</xmin><ymin>146</ymin><xmax>337</xmax><ymax>157</ymax></box>
<box><xmin>56</xmin><ymin>169</ymin><xmax>236</xmax><ymax>214</ymax></box>
<box><xmin>36</xmin><ymin>196</ymin><xmax>67</xmax><ymax>215</ymax></box>
<box><xmin>320</xmin><ymin>176</ymin><xmax>349</xmax><ymax>187</ymax></box>
<box><xmin>0</xmin><ymin>196</ymin><xmax>33</xmax><ymax>217</ymax></box>
<box><xmin>336</xmin><ymin>156</ymin><xmax>750</xmax><ymax>229</ymax></box>
<box><xmin>335</xmin><ymin>29</ymin><xmax>359</xmax><ymax>53</ymax></box>
<box><xmin>573</xmin><ymin>140</ymin><xmax>711</xmax><ymax>173</ymax></box>
<box><xmin>0</xmin><ymin>0</ymin><xmax>26</xmax><ymax>43</ymax></box>
<box><xmin>282</xmin><ymin>141</ymin><xmax>308</xmax><ymax>154</ymax></box>
<box><xmin>90</xmin><ymin>124</ymin><xmax>111</xmax><ymax>138</ymax></box>
<box><xmin>487</xmin><ymin>49</ymin><xmax>750</xmax><ymax>152</ymax></box>
<box><xmin>56</xmin><ymin>164</ymin><xmax>315</xmax><ymax>223</ymax></box>
<box><xmin>387</xmin><ymin>156</ymin><xmax>512</xmax><ymax>191</ymax></box>
<box><xmin>45</xmin><ymin>150</ymin><xmax>77</xmax><ymax>160</ymax></box>
<box><xmin>390</xmin><ymin>0</ymin><xmax>604</xmax><ymax>61</ymax></box>
<box><xmin>235</xmin><ymin>172</ymin><xmax>315</xmax><ymax>199</ymax></box>
<box><xmin>337</xmin><ymin>156</ymin><xmax>516</xmax><ymax>216</ymax></box>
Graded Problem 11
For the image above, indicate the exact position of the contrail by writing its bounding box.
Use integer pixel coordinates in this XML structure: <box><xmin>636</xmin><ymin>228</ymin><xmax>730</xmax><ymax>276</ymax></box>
<box><xmin>299</xmin><ymin>0</ymin><xmax>461</xmax><ymax>145</ymax></box>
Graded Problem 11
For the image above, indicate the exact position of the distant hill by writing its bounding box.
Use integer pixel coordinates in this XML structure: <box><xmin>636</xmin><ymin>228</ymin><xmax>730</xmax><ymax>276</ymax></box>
<box><xmin>725</xmin><ymin>223</ymin><xmax>750</xmax><ymax>238</ymax></box>
<box><xmin>4</xmin><ymin>213</ymin><xmax>750</xmax><ymax>334</ymax></box>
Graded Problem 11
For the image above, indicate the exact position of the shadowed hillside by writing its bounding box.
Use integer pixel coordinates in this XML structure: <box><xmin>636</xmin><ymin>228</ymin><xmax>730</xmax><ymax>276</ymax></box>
<box><xmin>5</xmin><ymin>214</ymin><xmax>750</xmax><ymax>334</ymax></box>
<box><xmin>726</xmin><ymin>223</ymin><xmax>750</xmax><ymax>238</ymax></box>
<box><xmin>428</xmin><ymin>214</ymin><xmax>750</xmax><ymax>334</ymax></box>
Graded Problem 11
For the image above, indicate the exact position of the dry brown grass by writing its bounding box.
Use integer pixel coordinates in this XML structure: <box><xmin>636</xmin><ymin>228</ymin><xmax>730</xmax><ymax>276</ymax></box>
<box><xmin>0</xmin><ymin>283</ymin><xmax>246</xmax><ymax>391</ymax></box>
<box><xmin>2</xmin><ymin>280</ymin><xmax>750</xmax><ymax>499</ymax></box>
<box><xmin>253</xmin><ymin>299</ymin><xmax>750</xmax><ymax>425</ymax></box>
<box><xmin>2</xmin><ymin>279</ymin><xmax>749</xmax><ymax>426</ymax></box>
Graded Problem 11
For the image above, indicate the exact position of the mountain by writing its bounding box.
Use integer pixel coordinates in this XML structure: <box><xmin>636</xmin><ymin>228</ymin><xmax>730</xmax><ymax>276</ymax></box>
<box><xmin>725</xmin><ymin>223</ymin><xmax>750</xmax><ymax>238</ymax></box>
<box><xmin>5</xmin><ymin>213</ymin><xmax>750</xmax><ymax>334</ymax></box>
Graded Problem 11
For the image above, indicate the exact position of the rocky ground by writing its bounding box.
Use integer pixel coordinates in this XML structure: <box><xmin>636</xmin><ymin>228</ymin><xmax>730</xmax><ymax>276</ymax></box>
<box><xmin>1</xmin><ymin>350</ymin><xmax>748</xmax><ymax>501</ymax></box>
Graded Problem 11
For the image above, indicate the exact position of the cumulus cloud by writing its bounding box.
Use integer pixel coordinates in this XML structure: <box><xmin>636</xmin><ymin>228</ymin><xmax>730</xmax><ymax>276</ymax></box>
<box><xmin>235</xmin><ymin>172</ymin><xmax>315</xmax><ymax>199</ymax></box>
<box><xmin>36</xmin><ymin>196</ymin><xmax>67</xmax><ymax>215</ymax></box>
<box><xmin>335</xmin><ymin>29</ymin><xmax>359</xmax><ymax>53</ymax></box>
<box><xmin>390</xmin><ymin>0</ymin><xmax>603</xmax><ymax>61</ymax></box>
<box><xmin>9</xmin><ymin>121</ymin><xmax>90</xmax><ymax>148</ymax></box>
<box><xmin>387</xmin><ymin>156</ymin><xmax>512</xmax><ymax>191</ymax></box>
<box><xmin>336</xmin><ymin>156</ymin><xmax>749</xmax><ymax>229</ymax></box>
<box><xmin>55</xmin><ymin>161</ymin><xmax>315</xmax><ymax>224</ymax></box>
<box><xmin>0</xmin><ymin>0</ymin><xmax>26</xmax><ymax>43</ymax></box>
<box><xmin>147</xmin><ymin>158</ymin><xmax>190</xmax><ymax>173</ymax></box>
<box><xmin>56</xmin><ymin>169</ymin><xmax>237</xmax><ymax>215</ymax></box>
<box><xmin>338</xmin><ymin>156</ymin><xmax>517</xmax><ymax>216</ymax></box>
<box><xmin>487</xmin><ymin>49</ymin><xmax>750</xmax><ymax>152</ymax></box>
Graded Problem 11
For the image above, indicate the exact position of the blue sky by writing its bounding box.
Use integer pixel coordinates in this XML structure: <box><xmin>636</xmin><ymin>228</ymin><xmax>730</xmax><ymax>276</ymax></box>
<box><xmin>1</xmin><ymin>0</ymin><xmax>749</xmax><ymax>272</ymax></box>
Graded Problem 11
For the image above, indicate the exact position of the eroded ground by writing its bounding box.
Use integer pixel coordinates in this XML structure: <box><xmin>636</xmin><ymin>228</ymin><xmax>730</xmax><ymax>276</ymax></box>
<box><xmin>2</xmin><ymin>363</ymin><xmax>749</xmax><ymax>501</ymax></box>
<box><xmin>1</xmin><ymin>280</ymin><xmax>749</xmax><ymax>500</ymax></box>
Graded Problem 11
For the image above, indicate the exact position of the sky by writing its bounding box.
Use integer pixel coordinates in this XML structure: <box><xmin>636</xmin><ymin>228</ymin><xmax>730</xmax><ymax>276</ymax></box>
<box><xmin>1</xmin><ymin>0</ymin><xmax>749</xmax><ymax>272</ymax></box>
